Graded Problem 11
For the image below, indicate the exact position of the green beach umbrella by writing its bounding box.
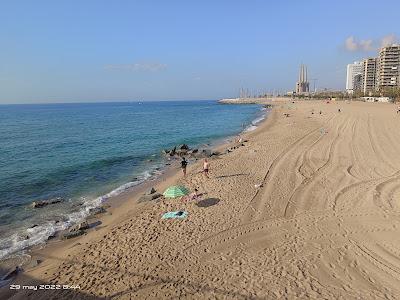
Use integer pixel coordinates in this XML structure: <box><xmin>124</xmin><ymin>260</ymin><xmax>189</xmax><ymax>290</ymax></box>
<box><xmin>163</xmin><ymin>186</ymin><xmax>189</xmax><ymax>198</ymax></box>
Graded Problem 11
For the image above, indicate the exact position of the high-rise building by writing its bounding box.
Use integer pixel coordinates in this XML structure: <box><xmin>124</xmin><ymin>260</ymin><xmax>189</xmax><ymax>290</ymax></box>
<box><xmin>353</xmin><ymin>74</ymin><xmax>363</xmax><ymax>93</ymax></box>
<box><xmin>377</xmin><ymin>44</ymin><xmax>400</xmax><ymax>91</ymax></box>
<box><xmin>346</xmin><ymin>61</ymin><xmax>363</xmax><ymax>94</ymax></box>
<box><xmin>295</xmin><ymin>64</ymin><xmax>310</xmax><ymax>94</ymax></box>
<box><xmin>362</xmin><ymin>58</ymin><xmax>378</xmax><ymax>95</ymax></box>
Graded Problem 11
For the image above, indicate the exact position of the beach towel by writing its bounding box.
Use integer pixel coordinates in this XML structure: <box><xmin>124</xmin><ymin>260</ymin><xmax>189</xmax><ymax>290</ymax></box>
<box><xmin>162</xmin><ymin>211</ymin><xmax>188</xmax><ymax>219</ymax></box>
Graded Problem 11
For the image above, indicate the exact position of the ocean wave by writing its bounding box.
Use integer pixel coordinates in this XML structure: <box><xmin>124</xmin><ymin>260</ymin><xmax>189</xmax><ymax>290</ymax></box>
<box><xmin>0</xmin><ymin>167</ymin><xmax>158</xmax><ymax>261</ymax></box>
<box><xmin>244</xmin><ymin>107</ymin><xmax>268</xmax><ymax>132</ymax></box>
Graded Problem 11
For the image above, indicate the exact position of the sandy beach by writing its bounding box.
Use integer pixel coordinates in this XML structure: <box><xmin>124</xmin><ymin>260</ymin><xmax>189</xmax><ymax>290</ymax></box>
<box><xmin>2</xmin><ymin>99</ymin><xmax>400</xmax><ymax>299</ymax></box>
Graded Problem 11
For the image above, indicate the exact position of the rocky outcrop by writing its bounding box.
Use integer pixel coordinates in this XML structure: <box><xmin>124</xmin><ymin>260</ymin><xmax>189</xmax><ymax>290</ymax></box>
<box><xmin>2</xmin><ymin>266</ymin><xmax>22</xmax><ymax>281</ymax></box>
<box><xmin>162</xmin><ymin>144</ymin><xmax>218</xmax><ymax>159</ymax></box>
<box><xmin>88</xmin><ymin>206</ymin><xmax>107</xmax><ymax>216</ymax></box>
<box><xmin>31</xmin><ymin>197</ymin><xmax>63</xmax><ymax>208</ymax></box>
<box><xmin>69</xmin><ymin>221</ymin><xmax>90</xmax><ymax>232</ymax></box>
<box><xmin>145</xmin><ymin>187</ymin><xmax>157</xmax><ymax>195</ymax></box>
<box><xmin>61</xmin><ymin>230</ymin><xmax>85</xmax><ymax>240</ymax></box>
<box><xmin>138</xmin><ymin>187</ymin><xmax>162</xmax><ymax>203</ymax></box>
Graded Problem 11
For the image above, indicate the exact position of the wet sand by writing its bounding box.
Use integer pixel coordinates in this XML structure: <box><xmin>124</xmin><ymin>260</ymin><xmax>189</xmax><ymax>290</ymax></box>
<box><xmin>3</xmin><ymin>99</ymin><xmax>400</xmax><ymax>299</ymax></box>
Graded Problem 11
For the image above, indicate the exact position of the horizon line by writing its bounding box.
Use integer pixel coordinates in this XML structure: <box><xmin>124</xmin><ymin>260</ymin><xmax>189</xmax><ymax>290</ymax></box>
<box><xmin>0</xmin><ymin>98</ymin><xmax>223</xmax><ymax>106</ymax></box>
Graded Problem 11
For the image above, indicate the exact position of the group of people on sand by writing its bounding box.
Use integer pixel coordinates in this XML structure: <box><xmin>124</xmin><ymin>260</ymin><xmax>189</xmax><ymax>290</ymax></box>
<box><xmin>180</xmin><ymin>157</ymin><xmax>209</xmax><ymax>178</ymax></box>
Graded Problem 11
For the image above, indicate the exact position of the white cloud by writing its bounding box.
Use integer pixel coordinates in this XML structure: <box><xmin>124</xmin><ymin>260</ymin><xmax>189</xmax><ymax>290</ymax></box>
<box><xmin>105</xmin><ymin>62</ymin><xmax>167</xmax><ymax>72</ymax></box>
<box><xmin>345</xmin><ymin>36</ymin><xmax>374</xmax><ymax>52</ymax></box>
<box><xmin>345</xmin><ymin>36</ymin><xmax>358</xmax><ymax>51</ymax></box>
<box><xmin>381</xmin><ymin>34</ymin><xmax>398</xmax><ymax>47</ymax></box>
<box><xmin>345</xmin><ymin>34</ymin><xmax>399</xmax><ymax>52</ymax></box>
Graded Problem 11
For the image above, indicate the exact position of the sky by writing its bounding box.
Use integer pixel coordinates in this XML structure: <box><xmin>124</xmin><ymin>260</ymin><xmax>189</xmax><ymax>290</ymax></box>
<box><xmin>0</xmin><ymin>0</ymin><xmax>399</xmax><ymax>104</ymax></box>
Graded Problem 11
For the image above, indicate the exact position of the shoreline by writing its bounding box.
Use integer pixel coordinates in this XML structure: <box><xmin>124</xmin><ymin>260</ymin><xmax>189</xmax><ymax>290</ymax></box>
<box><xmin>0</xmin><ymin>99</ymin><xmax>283</xmax><ymax>299</ymax></box>
<box><xmin>4</xmin><ymin>99</ymin><xmax>400</xmax><ymax>299</ymax></box>
<box><xmin>0</xmin><ymin>102</ymin><xmax>268</xmax><ymax>278</ymax></box>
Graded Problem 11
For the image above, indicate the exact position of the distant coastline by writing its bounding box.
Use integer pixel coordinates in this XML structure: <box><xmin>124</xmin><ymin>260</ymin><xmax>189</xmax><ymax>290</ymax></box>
<box><xmin>219</xmin><ymin>97</ymin><xmax>282</xmax><ymax>105</ymax></box>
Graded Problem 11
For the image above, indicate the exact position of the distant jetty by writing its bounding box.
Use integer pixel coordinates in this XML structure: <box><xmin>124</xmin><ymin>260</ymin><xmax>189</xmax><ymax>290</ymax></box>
<box><xmin>218</xmin><ymin>97</ymin><xmax>273</xmax><ymax>105</ymax></box>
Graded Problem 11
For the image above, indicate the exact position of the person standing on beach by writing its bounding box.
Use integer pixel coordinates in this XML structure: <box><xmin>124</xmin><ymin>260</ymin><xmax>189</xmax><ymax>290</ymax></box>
<box><xmin>181</xmin><ymin>157</ymin><xmax>188</xmax><ymax>177</ymax></box>
<box><xmin>203</xmin><ymin>158</ymin><xmax>209</xmax><ymax>178</ymax></box>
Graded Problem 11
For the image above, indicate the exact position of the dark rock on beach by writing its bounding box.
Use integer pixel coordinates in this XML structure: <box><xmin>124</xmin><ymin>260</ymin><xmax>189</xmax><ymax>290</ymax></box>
<box><xmin>69</xmin><ymin>221</ymin><xmax>89</xmax><ymax>232</ymax></box>
<box><xmin>175</xmin><ymin>149</ymin><xmax>188</xmax><ymax>157</ymax></box>
<box><xmin>162</xmin><ymin>143</ymin><xmax>220</xmax><ymax>159</ymax></box>
<box><xmin>48</xmin><ymin>234</ymin><xmax>57</xmax><ymax>240</ymax></box>
<box><xmin>169</xmin><ymin>147</ymin><xmax>177</xmax><ymax>156</ymax></box>
<box><xmin>138</xmin><ymin>192</ymin><xmax>162</xmax><ymax>203</ymax></box>
<box><xmin>61</xmin><ymin>230</ymin><xmax>85</xmax><ymax>240</ymax></box>
<box><xmin>2</xmin><ymin>266</ymin><xmax>22</xmax><ymax>281</ymax></box>
<box><xmin>88</xmin><ymin>206</ymin><xmax>107</xmax><ymax>215</ymax></box>
<box><xmin>146</xmin><ymin>187</ymin><xmax>157</xmax><ymax>195</ymax></box>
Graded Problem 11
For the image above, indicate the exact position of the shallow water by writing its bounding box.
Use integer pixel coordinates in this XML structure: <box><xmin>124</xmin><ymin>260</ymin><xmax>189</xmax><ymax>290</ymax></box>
<box><xmin>0</xmin><ymin>100</ymin><xmax>265</xmax><ymax>260</ymax></box>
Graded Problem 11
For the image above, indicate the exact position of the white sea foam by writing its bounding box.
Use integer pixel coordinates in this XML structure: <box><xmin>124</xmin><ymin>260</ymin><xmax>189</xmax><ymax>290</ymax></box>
<box><xmin>244</xmin><ymin>108</ymin><xmax>268</xmax><ymax>132</ymax></box>
<box><xmin>0</xmin><ymin>221</ymin><xmax>67</xmax><ymax>260</ymax></box>
<box><xmin>0</xmin><ymin>167</ymin><xmax>161</xmax><ymax>261</ymax></box>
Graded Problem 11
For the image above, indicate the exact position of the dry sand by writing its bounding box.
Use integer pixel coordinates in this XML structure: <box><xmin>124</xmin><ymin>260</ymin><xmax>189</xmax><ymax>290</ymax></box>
<box><xmin>2</xmin><ymin>100</ymin><xmax>400</xmax><ymax>299</ymax></box>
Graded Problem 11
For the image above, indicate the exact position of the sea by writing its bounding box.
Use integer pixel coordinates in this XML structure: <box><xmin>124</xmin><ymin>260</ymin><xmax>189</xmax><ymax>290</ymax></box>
<box><xmin>0</xmin><ymin>100</ymin><xmax>266</xmax><ymax>262</ymax></box>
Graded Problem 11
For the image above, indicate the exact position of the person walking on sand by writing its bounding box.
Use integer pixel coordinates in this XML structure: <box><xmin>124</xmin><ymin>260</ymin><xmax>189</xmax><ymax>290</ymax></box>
<box><xmin>203</xmin><ymin>158</ymin><xmax>210</xmax><ymax>178</ymax></box>
<box><xmin>181</xmin><ymin>157</ymin><xmax>188</xmax><ymax>177</ymax></box>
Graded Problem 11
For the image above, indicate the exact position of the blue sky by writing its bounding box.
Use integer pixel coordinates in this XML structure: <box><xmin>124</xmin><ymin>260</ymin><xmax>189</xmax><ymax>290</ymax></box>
<box><xmin>0</xmin><ymin>0</ymin><xmax>399</xmax><ymax>103</ymax></box>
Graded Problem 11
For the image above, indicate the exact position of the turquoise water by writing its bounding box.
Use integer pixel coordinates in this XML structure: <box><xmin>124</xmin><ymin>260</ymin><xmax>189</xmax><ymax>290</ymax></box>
<box><xmin>0</xmin><ymin>100</ymin><xmax>265</xmax><ymax>259</ymax></box>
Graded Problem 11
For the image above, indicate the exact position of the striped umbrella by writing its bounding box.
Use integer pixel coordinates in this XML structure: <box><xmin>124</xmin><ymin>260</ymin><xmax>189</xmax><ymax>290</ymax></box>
<box><xmin>163</xmin><ymin>186</ymin><xmax>189</xmax><ymax>198</ymax></box>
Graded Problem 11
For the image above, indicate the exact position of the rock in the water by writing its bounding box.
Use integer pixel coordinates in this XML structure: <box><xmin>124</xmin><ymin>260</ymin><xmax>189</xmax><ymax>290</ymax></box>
<box><xmin>62</xmin><ymin>230</ymin><xmax>85</xmax><ymax>240</ymax></box>
<box><xmin>176</xmin><ymin>149</ymin><xmax>188</xmax><ymax>157</ymax></box>
<box><xmin>30</xmin><ymin>224</ymin><xmax>39</xmax><ymax>228</ymax></box>
<box><xmin>179</xmin><ymin>144</ymin><xmax>189</xmax><ymax>150</ymax></box>
<box><xmin>169</xmin><ymin>147</ymin><xmax>177</xmax><ymax>156</ymax></box>
<box><xmin>48</xmin><ymin>234</ymin><xmax>57</xmax><ymax>240</ymax></box>
<box><xmin>162</xmin><ymin>149</ymin><xmax>170</xmax><ymax>154</ymax></box>
<box><xmin>31</xmin><ymin>197</ymin><xmax>63</xmax><ymax>208</ymax></box>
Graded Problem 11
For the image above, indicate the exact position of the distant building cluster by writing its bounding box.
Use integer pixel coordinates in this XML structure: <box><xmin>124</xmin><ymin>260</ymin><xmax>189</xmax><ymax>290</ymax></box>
<box><xmin>346</xmin><ymin>44</ymin><xmax>400</xmax><ymax>95</ymax></box>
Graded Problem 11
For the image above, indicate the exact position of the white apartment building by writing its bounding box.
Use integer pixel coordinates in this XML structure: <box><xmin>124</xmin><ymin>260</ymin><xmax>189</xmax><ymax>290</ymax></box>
<box><xmin>377</xmin><ymin>44</ymin><xmax>400</xmax><ymax>90</ymax></box>
<box><xmin>346</xmin><ymin>61</ymin><xmax>363</xmax><ymax>94</ymax></box>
